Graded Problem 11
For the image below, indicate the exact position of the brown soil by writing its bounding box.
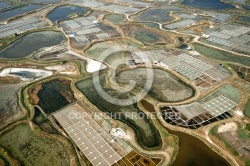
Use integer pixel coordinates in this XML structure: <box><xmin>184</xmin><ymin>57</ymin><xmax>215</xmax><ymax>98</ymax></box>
<box><xmin>29</xmin><ymin>84</ymin><xmax>42</xmax><ymax>105</ymax></box>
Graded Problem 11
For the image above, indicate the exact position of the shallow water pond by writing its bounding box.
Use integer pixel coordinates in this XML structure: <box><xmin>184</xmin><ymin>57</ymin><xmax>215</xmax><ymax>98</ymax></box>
<box><xmin>133</xmin><ymin>6</ymin><xmax>183</xmax><ymax>23</ymax></box>
<box><xmin>0</xmin><ymin>4</ymin><xmax>44</xmax><ymax>21</ymax></box>
<box><xmin>193</xmin><ymin>43</ymin><xmax>250</xmax><ymax>67</ymax></box>
<box><xmin>0</xmin><ymin>82</ymin><xmax>26</xmax><ymax>128</ymax></box>
<box><xmin>47</xmin><ymin>5</ymin><xmax>88</xmax><ymax>22</ymax></box>
<box><xmin>141</xmin><ymin>101</ymin><xmax>229</xmax><ymax>166</ymax></box>
<box><xmin>0</xmin><ymin>2</ymin><xmax>11</xmax><ymax>10</ymax></box>
<box><xmin>0</xmin><ymin>31</ymin><xmax>65</xmax><ymax>59</ymax></box>
<box><xmin>182</xmin><ymin>0</ymin><xmax>235</xmax><ymax>10</ymax></box>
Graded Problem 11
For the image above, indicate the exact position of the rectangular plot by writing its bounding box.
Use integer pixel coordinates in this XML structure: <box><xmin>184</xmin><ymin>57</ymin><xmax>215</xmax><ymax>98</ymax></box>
<box><xmin>53</xmin><ymin>111</ymin><xmax>73</xmax><ymax>128</ymax></box>
<box><xmin>106</xmin><ymin>153</ymin><xmax>121</xmax><ymax>164</ymax></box>
<box><xmin>161</xmin><ymin>57</ymin><xmax>180</xmax><ymax>67</ymax></box>
<box><xmin>53</xmin><ymin>103</ymin><xmax>131</xmax><ymax>166</ymax></box>
<box><xmin>102</xmin><ymin>149</ymin><xmax>115</xmax><ymax>158</ymax></box>
<box><xmin>173</xmin><ymin>63</ymin><xmax>203</xmax><ymax>80</ymax></box>
<box><xmin>87</xmin><ymin>151</ymin><xmax>101</xmax><ymax>159</ymax></box>
<box><xmin>74</xmin><ymin>17</ymin><xmax>93</xmax><ymax>26</ymax></box>
<box><xmin>165</xmin><ymin>19</ymin><xmax>196</xmax><ymax>29</ymax></box>
<box><xmin>204</xmin><ymin>68</ymin><xmax>229</xmax><ymax>80</ymax></box>
<box><xmin>201</xmin><ymin>95</ymin><xmax>237</xmax><ymax>116</ymax></box>
<box><xmin>82</xmin><ymin>146</ymin><xmax>96</xmax><ymax>156</ymax></box>
<box><xmin>207</xmin><ymin>36</ymin><xmax>234</xmax><ymax>47</ymax></box>
<box><xmin>175</xmin><ymin>106</ymin><xmax>194</xmax><ymax>119</ymax></box>
<box><xmin>180</xmin><ymin>57</ymin><xmax>213</xmax><ymax>71</ymax></box>
<box><xmin>210</xmin><ymin>31</ymin><xmax>232</xmax><ymax>39</ymax></box>
<box><xmin>73</xmin><ymin>35</ymin><xmax>89</xmax><ymax>43</ymax></box>
<box><xmin>76</xmin><ymin>27</ymin><xmax>102</xmax><ymax>35</ymax></box>
<box><xmin>96</xmin><ymin>33</ymin><xmax>110</xmax><ymax>39</ymax></box>
<box><xmin>64</xmin><ymin>20</ymin><xmax>81</xmax><ymax>29</ymax></box>
<box><xmin>78</xmin><ymin>138</ymin><xmax>92</xmax><ymax>148</ymax></box>
<box><xmin>175</xmin><ymin>102</ymin><xmax>207</xmax><ymax>119</ymax></box>
<box><xmin>65</xmin><ymin>125</ymin><xmax>76</xmax><ymax>133</ymax></box>
<box><xmin>91</xmin><ymin>156</ymin><xmax>109</xmax><ymax>166</ymax></box>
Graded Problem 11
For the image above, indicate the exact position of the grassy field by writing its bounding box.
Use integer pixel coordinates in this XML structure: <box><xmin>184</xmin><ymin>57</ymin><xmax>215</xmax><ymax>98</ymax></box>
<box><xmin>85</xmin><ymin>39</ymin><xmax>142</xmax><ymax>66</ymax></box>
<box><xmin>141</xmin><ymin>22</ymin><xmax>160</xmax><ymax>30</ymax></box>
<box><xmin>244</xmin><ymin>98</ymin><xmax>250</xmax><ymax>118</ymax></box>
<box><xmin>116</xmin><ymin>68</ymin><xmax>194</xmax><ymax>102</ymax></box>
<box><xmin>237</xmin><ymin>129</ymin><xmax>249</xmax><ymax>139</ymax></box>
<box><xmin>121</xmin><ymin>24</ymin><xmax>176</xmax><ymax>46</ymax></box>
<box><xmin>0</xmin><ymin>123</ymin><xmax>69</xmax><ymax>166</ymax></box>
<box><xmin>75</xmin><ymin>73</ymin><xmax>162</xmax><ymax>150</ymax></box>
<box><xmin>0</xmin><ymin>82</ymin><xmax>26</xmax><ymax>128</ymax></box>
<box><xmin>105</xmin><ymin>14</ymin><xmax>126</xmax><ymax>24</ymax></box>
<box><xmin>133</xmin><ymin>6</ymin><xmax>183</xmax><ymax>23</ymax></box>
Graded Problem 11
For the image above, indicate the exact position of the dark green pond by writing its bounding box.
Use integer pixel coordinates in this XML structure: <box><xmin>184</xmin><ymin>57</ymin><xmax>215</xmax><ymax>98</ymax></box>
<box><xmin>0</xmin><ymin>31</ymin><xmax>65</xmax><ymax>59</ymax></box>
<box><xmin>75</xmin><ymin>73</ymin><xmax>162</xmax><ymax>150</ymax></box>
<box><xmin>37</xmin><ymin>79</ymin><xmax>76</xmax><ymax>115</ymax></box>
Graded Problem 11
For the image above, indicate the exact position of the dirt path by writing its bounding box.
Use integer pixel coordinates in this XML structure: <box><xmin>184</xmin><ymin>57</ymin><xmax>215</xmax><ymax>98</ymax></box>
<box><xmin>205</xmin><ymin>128</ymin><xmax>240</xmax><ymax>166</ymax></box>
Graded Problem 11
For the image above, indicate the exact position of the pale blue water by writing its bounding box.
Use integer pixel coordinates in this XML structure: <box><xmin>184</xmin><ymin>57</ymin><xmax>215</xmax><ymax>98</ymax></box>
<box><xmin>0</xmin><ymin>31</ymin><xmax>65</xmax><ymax>59</ymax></box>
<box><xmin>0</xmin><ymin>4</ymin><xmax>44</xmax><ymax>21</ymax></box>
<box><xmin>182</xmin><ymin>0</ymin><xmax>235</xmax><ymax>10</ymax></box>
<box><xmin>237</xmin><ymin>16</ymin><xmax>250</xmax><ymax>22</ymax></box>
<box><xmin>243</xmin><ymin>5</ymin><xmax>250</xmax><ymax>10</ymax></box>
<box><xmin>0</xmin><ymin>2</ymin><xmax>11</xmax><ymax>10</ymax></box>
<box><xmin>47</xmin><ymin>5</ymin><xmax>88</xmax><ymax>22</ymax></box>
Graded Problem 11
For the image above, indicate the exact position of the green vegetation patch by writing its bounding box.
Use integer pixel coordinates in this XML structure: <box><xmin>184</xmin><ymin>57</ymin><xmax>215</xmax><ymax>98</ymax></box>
<box><xmin>86</xmin><ymin>40</ymin><xmax>142</xmax><ymax>66</ymax></box>
<box><xmin>0</xmin><ymin>158</ymin><xmax>6</xmax><ymax>165</ymax></box>
<box><xmin>245</xmin><ymin>124</ymin><xmax>250</xmax><ymax>131</ymax></box>
<box><xmin>199</xmin><ymin>84</ymin><xmax>242</xmax><ymax>104</ymax></box>
<box><xmin>133</xmin><ymin>6</ymin><xmax>183</xmax><ymax>23</ymax></box>
<box><xmin>244</xmin><ymin>99</ymin><xmax>250</xmax><ymax>118</ymax></box>
<box><xmin>141</xmin><ymin>22</ymin><xmax>160</xmax><ymax>30</ymax></box>
<box><xmin>75</xmin><ymin>73</ymin><xmax>162</xmax><ymax>150</ymax></box>
<box><xmin>132</xmin><ymin>28</ymin><xmax>171</xmax><ymax>45</ymax></box>
<box><xmin>237</xmin><ymin>129</ymin><xmax>249</xmax><ymax>139</ymax></box>
<box><xmin>33</xmin><ymin>107</ymin><xmax>46</xmax><ymax>124</ymax></box>
<box><xmin>210</xmin><ymin>126</ymin><xmax>240</xmax><ymax>156</ymax></box>
<box><xmin>193</xmin><ymin>43</ymin><xmax>250</xmax><ymax>67</ymax></box>
<box><xmin>116</xmin><ymin>68</ymin><xmax>194</xmax><ymax>102</ymax></box>
<box><xmin>0</xmin><ymin>123</ymin><xmax>69</xmax><ymax>166</ymax></box>
<box><xmin>105</xmin><ymin>14</ymin><xmax>126</xmax><ymax>24</ymax></box>
<box><xmin>0</xmin><ymin>82</ymin><xmax>26</xmax><ymax>128</ymax></box>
